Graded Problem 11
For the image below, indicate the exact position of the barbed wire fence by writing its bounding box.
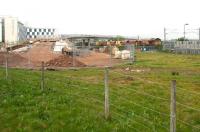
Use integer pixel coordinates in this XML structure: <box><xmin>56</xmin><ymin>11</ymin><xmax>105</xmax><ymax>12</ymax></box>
<box><xmin>1</xmin><ymin>41</ymin><xmax>200</xmax><ymax>131</ymax></box>
<box><xmin>1</xmin><ymin>57</ymin><xmax>200</xmax><ymax>132</ymax></box>
<box><xmin>113</xmin><ymin>69</ymin><xmax>200</xmax><ymax>131</ymax></box>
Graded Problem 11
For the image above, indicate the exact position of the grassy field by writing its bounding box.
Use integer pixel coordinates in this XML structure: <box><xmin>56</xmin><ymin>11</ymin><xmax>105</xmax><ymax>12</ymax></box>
<box><xmin>0</xmin><ymin>51</ymin><xmax>200</xmax><ymax>132</ymax></box>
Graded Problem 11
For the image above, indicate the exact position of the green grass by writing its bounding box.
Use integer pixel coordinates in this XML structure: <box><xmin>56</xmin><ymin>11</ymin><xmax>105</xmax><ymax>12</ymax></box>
<box><xmin>0</xmin><ymin>51</ymin><xmax>200</xmax><ymax>132</ymax></box>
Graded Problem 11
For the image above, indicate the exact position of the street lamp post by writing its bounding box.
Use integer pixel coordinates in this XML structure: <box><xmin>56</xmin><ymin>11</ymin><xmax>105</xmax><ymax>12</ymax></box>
<box><xmin>184</xmin><ymin>23</ymin><xmax>189</xmax><ymax>40</ymax></box>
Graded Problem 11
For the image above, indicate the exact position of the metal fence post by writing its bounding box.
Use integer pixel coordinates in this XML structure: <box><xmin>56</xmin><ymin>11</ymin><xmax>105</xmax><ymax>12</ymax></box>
<box><xmin>41</xmin><ymin>61</ymin><xmax>45</xmax><ymax>91</ymax></box>
<box><xmin>109</xmin><ymin>45</ymin><xmax>112</xmax><ymax>67</ymax></box>
<box><xmin>73</xmin><ymin>45</ymin><xmax>75</xmax><ymax>67</ymax></box>
<box><xmin>28</xmin><ymin>44</ymin><xmax>31</xmax><ymax>68</ymax></box>
<box><xmin>131</xmin><ymin>44</ymin><xmax>135</xmax><ymax>64</ymax></box>
<box><xmin>170</xmin><ymin>80</ymin><xmax>176</xmax><ymax>132</ymax></box>
<box><xmin>104</xmin><ymin>67</ymin><xmax>110</xmax><ymax>119</ymax></box>
<box><xmin>5</xmin><ymin>50</ymin><xmax>8</xmax><ymax>79</ymax></box>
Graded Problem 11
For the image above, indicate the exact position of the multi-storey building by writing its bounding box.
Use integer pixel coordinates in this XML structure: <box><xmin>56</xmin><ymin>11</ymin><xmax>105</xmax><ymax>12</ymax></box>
<box><xmin>0</xmin><ymin>16</ymin><xmax>56</xmax><ymax>45</ymax></box>
<box><xmin>0</xmin><ymin>16</ymin><xmax>27</xmax><ymax>45</ymax></box>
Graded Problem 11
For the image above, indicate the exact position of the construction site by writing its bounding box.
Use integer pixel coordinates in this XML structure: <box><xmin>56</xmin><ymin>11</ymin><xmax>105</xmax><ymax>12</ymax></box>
<box><xmin>0</xmin><ymin>16</ymin><xmax>163</xmax><ymax>69</ymax></box>
<box><xmin>1</xmin><ymin>0</ymin><xmax>200</xmax><ymax>131</ymax></box>
<box><xmin>0</xmin><ymin>39</ymin><xmax>137</xmax><ymax>69</ymax></box>
<box><xmin>0</xmin><ymin>16</ymin><xmax>200</xmax><ymax>132</ymax></box>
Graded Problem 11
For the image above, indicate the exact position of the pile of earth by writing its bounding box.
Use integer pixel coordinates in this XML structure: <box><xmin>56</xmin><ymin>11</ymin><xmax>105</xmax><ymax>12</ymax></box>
<box><xmin>0</xmin><ymin>52</ymin><xmax>29</xmax><ymax>67</ymax></box>
<box><xmin>45</xmin><ymin>55</ymin><xmax>86</xmax><ymax>67</ymax></box>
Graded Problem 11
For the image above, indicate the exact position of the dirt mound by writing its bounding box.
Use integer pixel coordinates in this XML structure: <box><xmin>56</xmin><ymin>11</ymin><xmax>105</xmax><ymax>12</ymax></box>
<box><xmin>0</xmin><ymin>52</ymin><xmax>29</xmax><ymax>67</ymax></box>
<box><xmin>20</xmin><ymin>42</ymin><xmax>60</xmax><ymax>63</ymax></box>
<box><xmin>45</xmin><ymin>55</ymin><xmax>86</xmax><ymax>67</ymax></box>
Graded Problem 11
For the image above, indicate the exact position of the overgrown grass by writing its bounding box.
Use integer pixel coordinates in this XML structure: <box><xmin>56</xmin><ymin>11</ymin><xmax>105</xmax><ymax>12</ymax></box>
<box><xmin>0</xmin><ymin>52</ymin><xmax>200</xmax><ymax>131</ymax></box>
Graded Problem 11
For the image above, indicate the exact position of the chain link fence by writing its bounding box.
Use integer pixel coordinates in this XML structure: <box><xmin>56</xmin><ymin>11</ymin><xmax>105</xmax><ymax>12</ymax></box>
<box><xmin>163</xmin><ymin>41</ymin><xmax>200</xmax><ymax>54</ymax></box>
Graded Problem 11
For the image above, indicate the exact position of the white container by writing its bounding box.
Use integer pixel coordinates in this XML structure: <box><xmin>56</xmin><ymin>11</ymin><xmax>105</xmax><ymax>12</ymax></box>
<box><xmin>114</xmin><ymin>51</ymin><xmax>122</xmax><ymax>59</ymax></box>
<box><xmin>112</xmin><ymin>46</ymin><xmax>119</xmax><ymax>55</ymax></box>
<box><xmin>121</xmin><ymin>50</ymin><xmax>131</xmax><ymax>59</ymax></box>
<box><xmin>54</xmin><ymin>41</ymin><xmax>71</xmax><ymax>52</ymax></box>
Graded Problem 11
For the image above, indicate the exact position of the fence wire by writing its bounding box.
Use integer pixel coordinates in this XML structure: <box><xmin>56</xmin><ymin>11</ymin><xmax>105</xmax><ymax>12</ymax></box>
<box><xmin>0</xmin><ymin>64</ymin><xmax>200</xmax><ymax>131</ymax></box>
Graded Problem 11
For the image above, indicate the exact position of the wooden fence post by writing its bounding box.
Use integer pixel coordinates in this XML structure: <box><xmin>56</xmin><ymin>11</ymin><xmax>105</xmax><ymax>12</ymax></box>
<box><xmin>41</xmin><ymin>61</ymin><xmax>45</xmax><ymax>91</ymax></box>
<box><xmin>170</xmin><ymin>80</ymin><xmax>176</xmax><ymax>132</ymax></box>
<box><xmin>104</xmin><ymin>67</ymin><xmax>110</xmax><ymax>119</ymax></box>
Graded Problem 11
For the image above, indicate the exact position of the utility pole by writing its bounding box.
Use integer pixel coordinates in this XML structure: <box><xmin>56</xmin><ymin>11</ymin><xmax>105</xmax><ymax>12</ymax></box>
<box><xmin>164</xmin><ymin>28</ymin><xmax>166</xmax><ymax>41</ymax></box>
<box><xmin>199</xmin><ymin>28</ymin><xmax>200</xmax><ymax>41</ymax></box>
<box><xmin>184</xmin><ymin>23</ymin><xmax>189</xmax><ymax>40</ymax></box>
<box><xmin>184</xmin><ymin>26</ymin><xmax>186</xmax><ymax>40</ymax></box>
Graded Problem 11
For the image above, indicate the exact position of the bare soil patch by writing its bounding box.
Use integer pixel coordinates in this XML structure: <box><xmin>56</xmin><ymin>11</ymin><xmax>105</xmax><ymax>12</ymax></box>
<box><xmin>77</xmin><ymin>52</ymin><xmax>123</xmax><ymax>67</ymax></box>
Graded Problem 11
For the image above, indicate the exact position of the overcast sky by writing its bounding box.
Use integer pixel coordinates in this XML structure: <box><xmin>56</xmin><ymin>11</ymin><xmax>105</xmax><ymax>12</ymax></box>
<box><xmin>1</xmin><ymin>0</ymin><xmax>200</xmax><ymax>39</ymax></box>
